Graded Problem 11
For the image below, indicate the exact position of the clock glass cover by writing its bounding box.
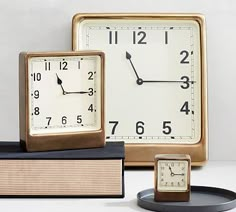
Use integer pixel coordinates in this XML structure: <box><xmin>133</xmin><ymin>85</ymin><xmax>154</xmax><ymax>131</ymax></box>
<box><xmin>28</xmin><ymin>55</ymin><xmax>102</xmax><ymax>135</ymax></box>
<box><xmin>157</xmin><ymin>160</ymin><xmax>188</xmax><ymax>192</ymax></box>
<box><xmin>76</xmin><ymin>18</ymin><xmax>201</xmax><ymax>144</ymax></box>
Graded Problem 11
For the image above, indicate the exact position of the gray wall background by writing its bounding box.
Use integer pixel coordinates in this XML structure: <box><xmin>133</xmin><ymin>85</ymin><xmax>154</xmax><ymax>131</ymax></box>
<box><xmin>0</xmin><ymin>0</ymin><xmax>235</xmax><ymax>160</ymax></box>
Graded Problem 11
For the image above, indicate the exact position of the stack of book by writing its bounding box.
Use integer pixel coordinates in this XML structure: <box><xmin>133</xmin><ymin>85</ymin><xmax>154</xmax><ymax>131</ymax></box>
<box><xmin>0</xmin><ymin>141</ymin><xmax>124</xmax><ymax>197</ymax></box>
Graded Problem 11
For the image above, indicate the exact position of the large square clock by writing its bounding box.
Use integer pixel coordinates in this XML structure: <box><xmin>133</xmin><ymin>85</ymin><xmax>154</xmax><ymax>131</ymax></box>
<box><xmin>19</xmin><ymin>51</ymin><xmax>105</xmax><ymax>152</ymax></box>
<box><xmin>72</xmin><ymin>13</ymin><xmax>208</xmax><ymax>166</ymax></box>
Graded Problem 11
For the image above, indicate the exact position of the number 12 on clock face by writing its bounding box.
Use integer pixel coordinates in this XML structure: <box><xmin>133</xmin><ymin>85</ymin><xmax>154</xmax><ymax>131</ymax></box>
<box><xmin>73</xmin><ymin>14</ymin><xmax>208</xmax><ymax>166</ymax></box>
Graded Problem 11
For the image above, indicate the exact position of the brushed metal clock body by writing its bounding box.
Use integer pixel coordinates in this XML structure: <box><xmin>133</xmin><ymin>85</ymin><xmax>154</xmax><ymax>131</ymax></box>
<box><xmin>72</xmin><ymin>13</ymin><xmax>208</xmax><ymax>166</ymax></box>
<box><xmin>19</xmin><ymin>51</ymin><xmax>105</xmax><ymax>152</ymax></box>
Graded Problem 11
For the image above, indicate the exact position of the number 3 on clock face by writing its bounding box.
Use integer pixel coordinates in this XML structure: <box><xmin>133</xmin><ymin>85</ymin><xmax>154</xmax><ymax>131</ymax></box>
<box><xmin>73</xmin><ymin>14</ymin><xmax>208</xmax><ymax>166</ymax></box>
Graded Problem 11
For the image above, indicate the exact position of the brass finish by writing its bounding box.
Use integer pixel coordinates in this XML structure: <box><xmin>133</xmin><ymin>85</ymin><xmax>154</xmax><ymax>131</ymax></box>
<box><xmin>72</xmin><ymin>13</ymin><xmax>208</xmax><ymax>166</ymax></box>
<box><xmin>19</xmin><ymin>51</ymin><xmax>105</xmax><ymax>152</ymax></box>
<box><xmin>154</xmin><ymin>154</ymin><xmax>191</xmax><ymax>202</ymax></box>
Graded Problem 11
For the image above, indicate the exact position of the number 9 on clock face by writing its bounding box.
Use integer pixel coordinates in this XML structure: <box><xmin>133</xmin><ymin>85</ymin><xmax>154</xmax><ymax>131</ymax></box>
<box><xmin>73</xmin><ymin>14</ymin><xmax>208</xmax><ymax>166</ymax></box>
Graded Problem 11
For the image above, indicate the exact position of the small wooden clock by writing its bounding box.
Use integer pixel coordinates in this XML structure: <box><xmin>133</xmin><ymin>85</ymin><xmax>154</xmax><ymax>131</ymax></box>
<box><xmin>72</xmin><ymin>13</ymin><xmax>208</xmax><ymax>166</ymax></box>
<box><xmin>19</xmin><ymin>51</ymin><xmax>105</xmax><ymax>152</ymax></box>
<box><xmin>154</xmin><ymin>154</ymin><xmax>191</xmax><ymax>202</ymax></box>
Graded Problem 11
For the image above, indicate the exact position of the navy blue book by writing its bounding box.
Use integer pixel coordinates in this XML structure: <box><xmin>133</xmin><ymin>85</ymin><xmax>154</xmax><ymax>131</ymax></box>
<box><xmin>0</xmin><ymin>142</ymin><xmax>124</xmax><ymax>198</ymax></box>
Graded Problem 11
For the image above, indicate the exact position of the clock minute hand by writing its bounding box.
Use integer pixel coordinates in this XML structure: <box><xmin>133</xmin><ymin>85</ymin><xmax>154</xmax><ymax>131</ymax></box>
<box><xmin>126</xmin><ymin>51</ymin><xmax>143</xmax><ymax>85</ymax></box>
<box><xmin>65</xmin><ymin>91</ymin><xmax>89</xmax><ymax>94</ymax></box>
<box><xmin>173</xmin><ymin>173</ymin><xmax>185</xmax><ymax>176</ymax></box>
<box><xmin>143</xmin><ymin>80</ymin><xmax>195</xmax><ymax>83</ymax></box>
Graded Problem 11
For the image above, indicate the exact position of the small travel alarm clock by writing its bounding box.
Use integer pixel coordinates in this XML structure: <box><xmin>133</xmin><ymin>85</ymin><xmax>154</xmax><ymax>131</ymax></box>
<box><xmin>19</xmin><ymin>51</ymin><xmax>105</xmax><ymax>152</ymax></box>
<box><xmin>154</xmin><ymin>154</ymin><xmax>191</xmax><ymax>202</ymax></box>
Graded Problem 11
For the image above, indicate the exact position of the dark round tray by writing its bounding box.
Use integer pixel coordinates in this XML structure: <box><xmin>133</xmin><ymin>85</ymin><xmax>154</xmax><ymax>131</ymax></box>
<box><xmin>137</xmin><ymin>186</ymin><xmax>236</xmax><ymax>212</ymax></box>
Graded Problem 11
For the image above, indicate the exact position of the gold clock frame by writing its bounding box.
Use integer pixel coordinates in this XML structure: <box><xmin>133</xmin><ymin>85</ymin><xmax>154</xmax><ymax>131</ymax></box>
<box><xmin>19</xmin><ymin>51</ymin><xmax>105</xmax><ymax>152</ymax></box>
<box><xmin>154</xmin><ymin>154</ymin><xmax>191</xmax><ymax>202</ymax></box>
<box><xmin>72</xmin><ymin>13</ymin><xmax>208</xmax><ymax>166</ymax></box>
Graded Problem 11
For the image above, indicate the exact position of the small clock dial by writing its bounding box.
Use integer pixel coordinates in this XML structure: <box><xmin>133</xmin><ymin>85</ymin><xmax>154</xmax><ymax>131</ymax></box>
<box><xmin>157</xmin><ymin>160</ymin><xmax>188</xmax><ymax>192</ymax></box>
<box><xmin>28</xmin><ymin>55</ymin><xmax>101</xmax><ymax>135</ymax></box>
<box><xmin>77</xmin><ymin>19</ymin><xmax>201</xmax><ymax>144</ymax></box>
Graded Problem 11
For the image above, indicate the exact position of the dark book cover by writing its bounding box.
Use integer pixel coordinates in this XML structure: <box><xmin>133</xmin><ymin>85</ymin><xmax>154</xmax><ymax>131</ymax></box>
<box><xmin>0</xmin><ymin>141</ymin><xmax>124</xmax><ymax>159</ymax></box>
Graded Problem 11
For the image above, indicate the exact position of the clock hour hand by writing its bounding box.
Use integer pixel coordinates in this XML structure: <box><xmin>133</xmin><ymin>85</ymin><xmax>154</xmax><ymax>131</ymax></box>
<box><xmin>169</xmin><ymin>166</ymin><xmax>175</xmax><ymax>177</ymax></box>
<box><xmin>56</xmin><ymin>74</ymin><xmax>66</xmax><ymax>95</ymax></box>
<box><xmin>126</xmin><ymin>51</ymin><xmax>143</xmax><ymax>85</ymax></box>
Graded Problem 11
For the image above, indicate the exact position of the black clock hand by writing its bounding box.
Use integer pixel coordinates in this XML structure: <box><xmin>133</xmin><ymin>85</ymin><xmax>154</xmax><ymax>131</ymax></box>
<box><xmin>143</xmin><ymin>80</ymin><xmax>195</xmax><ymax>83</ymax></box>
<box><xmin>65</xmin><ymin>91</ymin><xmax>89</xmax><ymax>94</ymax></box>
<box><xmin>126</xmin><ymin>51</ymin><xmax>143</xmax><ymax>85</ymax></box>
<box><xmin>169</xmin><ymin>166</ymin><xmax>175</xmax><ymax>177</ymax></box>
<box><xmin>173</xmin><ymin>173</ymin><xmax>185</xmax><ymax>176</ymax></box>
<box><xmin>56</xmin><ymin>74</ymin><xmax>66</xmax><ymax>95</ymax></box>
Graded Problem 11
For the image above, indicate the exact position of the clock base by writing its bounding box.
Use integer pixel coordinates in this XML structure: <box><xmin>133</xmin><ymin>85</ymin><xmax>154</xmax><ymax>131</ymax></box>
<box><xmin>154</xmin><ymin>191</ymin><xmax>190</xmax><ymax>202</ymax></box>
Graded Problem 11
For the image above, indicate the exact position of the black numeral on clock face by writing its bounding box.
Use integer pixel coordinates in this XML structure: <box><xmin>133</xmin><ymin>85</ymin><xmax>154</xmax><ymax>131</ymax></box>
<box><xmin>60</xmin><ymin>61</ymin><xmax>68</xmax><ymax>70</ymax></box>
<box><xmin>165</xmin><ymin>31</ymin><xmax>168</xmax><ymax>44</ymax></box>
<box><xmin>88</xmin><ymin>88</ymin><xmax>94</xmax><ymax>96</ymax></box>
<box><xmin>180</xmin><ymin>101</ymin><xmax>190</xmax><ymax>115</ymax></box>
<box><xmin>109</xmin><ymin>121</ymin><xmax>119</xmax><ymax>135</ymax></box>
<box><xmin>181</xmin><ymin>76</ymin><xmax>190</xmax><ymax>89</ymax></box>
<box><xmin>77</xmin><ymin>115</ymin><xmax>82</xmax><ymax>124</ymax></box>
<box><xmin>34</xmin><ymin>107</ymin><xmax>40</xmax><ymax>115</ymax></box>
<box><xmin>45</xmin><ymin>61</ymin><xmax>51</xmax><ymax>71</ymax></box>
<box><xmin>109</xmin><ymin>31</ymin><xmax>118</xmax><ymax>44</ymax></box>
<box><xmin>88</xmin><ymin>72</ymin><xmax>94</xmax><ymax>80</ymax></box>
<box><xmin>33</xmin><ymin>73</ymin><xmax>41</xmax><ymax>81</ymax></box>
<box><xmin>136</xmin><ymin>121</ymin><xmax>145</xmax><ymax>135</ymax></box>
<box><xmin>46</xmin><ymin>117</ymin><xmax>52</xmax><ymax>126</ymax></box>
<box><xmin>180</xmin><ymin>50</ymin><xmax>190</xmax><ymax>64</ymax></box>
<box><xmin>133</xmin><ymin>31</ymin><xmax>147</xmax><ymax>44</ymax></box>
<box><xmin>62</xmin><ymin>116</ymin><xmax>67</xmax><ymax>125</ymax></box>
<box><xmin>162</xmin><ymin>121</ymin><xmax>172</xmax><ymax>135</ymax></box>
<box><xmin>33</xmin><ymin>90</ymin><xmax>39</xmax><ymax>99</ymax></box>
<box><xmin>88</xmin><ymin>104</ymin><xmax>94</xmax><ymax>112</ymax></box>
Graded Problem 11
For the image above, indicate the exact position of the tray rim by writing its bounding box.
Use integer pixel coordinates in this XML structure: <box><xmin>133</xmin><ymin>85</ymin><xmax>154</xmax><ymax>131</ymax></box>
<box><xmin>137</xmin><ymin>186</ymin><xmax>236</xmax><ymax>212</ymax></box>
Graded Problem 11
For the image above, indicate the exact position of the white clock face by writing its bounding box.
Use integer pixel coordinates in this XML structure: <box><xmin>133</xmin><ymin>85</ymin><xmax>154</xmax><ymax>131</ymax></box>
<box><xmin>157</xmin><ymin>160</ymin><xmax>188</xmax><ymax>192</ymax></box>
<box><xmin>28</xmin><ymin>55</ymin><xmax>101</xmax><ymax>135</ymax></box>
<box><xmin>77</xmin><ymin>19</ymin><xmax>201</xmax><ymax>144</ymax></box>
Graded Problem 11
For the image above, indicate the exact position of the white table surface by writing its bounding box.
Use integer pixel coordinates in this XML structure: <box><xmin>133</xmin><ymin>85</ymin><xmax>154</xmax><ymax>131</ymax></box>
<box><xmin>0</xmin><ymin>161</ymin><xmax>235</xmax><ymax>212</ymax></box>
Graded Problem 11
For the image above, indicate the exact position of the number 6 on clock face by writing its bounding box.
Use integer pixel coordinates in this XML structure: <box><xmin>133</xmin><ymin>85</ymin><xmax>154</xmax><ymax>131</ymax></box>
<box><xmin>73</xmin><ymin>14</ymin><xmax>208</xmax><ymax>166</ymax></box>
